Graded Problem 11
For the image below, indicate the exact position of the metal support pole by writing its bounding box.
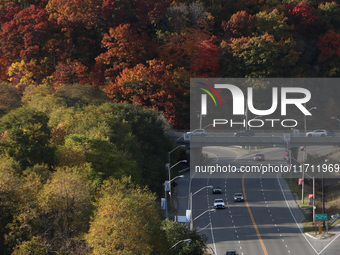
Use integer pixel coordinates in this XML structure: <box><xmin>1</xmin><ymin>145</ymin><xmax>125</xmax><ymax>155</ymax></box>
<box><xmin>301</xmin><ymin>147</ymin><xmax>306</xmax><ymax>205</ymax></box>
<box><xmin>165</xmin><ymin>182</ymin><xmax>168</xmax><ymax>218</ymax></box>
<box><xmin>313</xmin><ymin>176</ymin><xmax>315</xmax><ymax>224</ymax></box>
<box><xmin>190</xmin><ymin>192</ymin><xmax>193</xmax><ymax>230</ymax></box>
<box><xmin>322</xmin><ymin>171</ymin><xmax>325</xmax><ymax>229</ymax></box>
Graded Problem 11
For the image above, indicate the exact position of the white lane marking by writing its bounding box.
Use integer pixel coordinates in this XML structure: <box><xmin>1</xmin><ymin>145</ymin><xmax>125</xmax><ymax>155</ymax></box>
<box><xmin>277</xmin><ymin>175</ymin><xmax>326</xmax><ymax>255</ymax></box>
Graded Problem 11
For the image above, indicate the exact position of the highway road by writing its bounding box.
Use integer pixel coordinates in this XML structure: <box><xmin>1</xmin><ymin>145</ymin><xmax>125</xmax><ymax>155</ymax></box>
<box><xmin>176</xmin><ymin>146</ymin><xmax>340</xmax><ymax>255</ymax></box>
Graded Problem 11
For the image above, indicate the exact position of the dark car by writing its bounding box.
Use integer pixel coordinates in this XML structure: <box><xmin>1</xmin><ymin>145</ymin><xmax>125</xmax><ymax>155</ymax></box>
<box><xmin>254</xmin><ymin>153</ymin><xmax>265</xmax><ymax>161</ymax></box>
<box><xmin>327</xmin><ymin>131</ymin><xmax>336</xmax><ymax>136</ymax></box>
<box><xmin>226</xmin><ymin>249</ymin><xmax>238</xmax><ymax>255</ymax></box>
<box><xmin>234</xmin><ymin>130</ymin><xmax>254</xmax><ymax>137</ymax></box>
<box><xmin>212</xmin><ymin>186</ymin><xmax>222</xmax><ymax>194</ymax></box>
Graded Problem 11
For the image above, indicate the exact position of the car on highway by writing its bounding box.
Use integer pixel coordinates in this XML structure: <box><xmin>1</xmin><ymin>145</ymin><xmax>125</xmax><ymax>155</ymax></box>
<box><xmin>214</xmin><ymin>198</ymin><xmax>225</xmax><ymax>209</ymax></box>
<box><xmin>212</xmin><ymin>186</ymin><xmax>222</xmax><ymax>194</ymax></box>
<box><xmin>254</xmin><ymin>153</ymin><xmax>265</xmax><ymax>161</ymax></box>
<box><xmin>234</xmin><ymin>193</ymin><xmax>244</xmax><ymax>202</ymax></box>
<box><xmin>186</xmin><ymin>129</ymin><xmax>207</xmax><ymax>136</ymax></box>
<box><xmin>234</xmin><ymin>129</ymin><xmax>254</xmax><ymax>137</ymax></box>
<box><xmin>306</xmin><ymin>129</ymin><xmax>327</xmax><ymax>137</ymax></box>
<box><xmin>226</xmin><ymin>250</ymin><xmax>238</xmax><ymax>255</ymax></box>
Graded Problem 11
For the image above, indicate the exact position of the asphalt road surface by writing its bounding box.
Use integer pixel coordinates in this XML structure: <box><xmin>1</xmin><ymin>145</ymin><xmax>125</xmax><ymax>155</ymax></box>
<box><xmin>176</xmin><ymin>146</ymin><xmax>340</xmax><ymax>255</ymax></box>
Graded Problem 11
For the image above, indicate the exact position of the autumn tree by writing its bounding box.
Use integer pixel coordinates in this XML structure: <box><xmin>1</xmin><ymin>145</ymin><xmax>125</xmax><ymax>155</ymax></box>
<box><xmin>190</xmin><ymin>35</ymin><xmax>220</xmax><ymax>77</ymax></box>
<box><xmin>221</xmin><ymin>10</ymin><xmax>255</xmax><ymax>38</ymax></box>
<box><xmin>12</xmin><ymin>236</ymin><xmax>48</xmax><ymax>255</ymax></box>
<box><xmin>255</xmin><ymin>9</ymin><xmax>292</xmax><ymax>40</ymax></box>
<box><xmin>220</xmin><ymin>33</ymin><xmax>300</xmax><ymax>77</ymax></box>
<box><xmin>285</xmin><ymin>1</ymin><xmax>321</xmax><ymax>37</ymax></box>
<box><xmin>104</xmin><ymin>59</ymin><xmax>187</xmax><ymax>127</ymax></box>
<box><xmin>49</xmin><ymin>61</ymin><xmax>89</xmax><ymax>90</ymax></box>
<box><xmin>0</xmin><ymin>5</ymin><xmax>49</xmax><ymax>64</ymax></box>
<box><xmin>46</xmin><ymin>0</ymin><xmax>100</xmax><ymax>29</ymax></box>
<box><xmin>96</xmin><ymin>23</ymin><xmax>155</xmax><ymax>78</ymax></box>
<box><xmin>317</xmin><ymin>30</ymin><xmax>340</xmax><ymax>76</ymax></box>
<box><xmin>4</xmin><ymin>167</ymin><xmax>46</xmax><ymax>252</ymax></box>
<box><xmin>100</xmin><ymin>0</ymin><xmax>169</xmax><ymax>31</ymax></box>
<box><xmin>318</xmin><ymin>30</ymin><xmax>340</xmax><ymax>59</ymax></box>
<box><xmin>38</xmin><ymin>166</ymin><xmax>93</xmax><ymax>253</ymax></box>
<box><xmin>85</xmin><ymin>177</ymin><xmax>166</xmax><ymax>255</ymax></box>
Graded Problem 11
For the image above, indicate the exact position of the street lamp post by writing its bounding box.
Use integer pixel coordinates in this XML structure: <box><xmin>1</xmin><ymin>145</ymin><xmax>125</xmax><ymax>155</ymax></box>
<box><xmin>169</xmin><ymin>238</ymin><xmax>191</xmax><ymax>249</ymax></box>
<box><xmin>193</xmin><ymin>209</ymin><xmax>216</xmax><ymax>222</ymax></box>
<box><xmin>189</xmin><ymin>185</ymin><xmax>213</xmax><ymax>230</ymax></box>
<box><xmin>304</xmin><ymin>106</ymin><xmax>317</xmax><ymax>134</ymax></box>
<box><xmin>305</xmin><ymin>173</ymin><xmax>316</xmax><ymax>224</ymax></box>
<box><xmin>331</xmin><ymin>117</ymin><xmax>340</xmax><ymax>129</ymax></box>
<box><xmin>322</xmin><ymin>159</ymin><xmax>328</xmax><ymax>229</ymax></box>
<box><xmin>168</xmin><ymin>160</ymin><xmax>187</xmax><ymax>198</ymax></box>
<box><xmin>165</xmin><ymin>175</ymin><xmax>184</xmax><ymax>219</ymax></box>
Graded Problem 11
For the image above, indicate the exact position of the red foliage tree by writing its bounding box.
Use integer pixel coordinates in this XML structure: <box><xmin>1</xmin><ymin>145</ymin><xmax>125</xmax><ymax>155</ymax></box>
<box><xmin>0</xmin><ymin>5</ymin><xmax>49</xmax><ymax>63</ymax></box>
<box><xmin>318</xmin><ymin>30</ymin><xmax>340</xmax><ymax>59</ymax></box>
<box><xmin>190</xmin><ymin>35</ymin><xmax>220</xmax><ymax>77</ymax></box>
<box><xmin>285</xmin><ymin>1</ymin><xmax>321</xmax><ymax>36</ymax></box>
<box><xmin>104</xmin><ymin>59</ymin><xmax>186</xmax><ymax>127</ymax></box>
<box><xmin>50</xmin><ymin>60</ymin><xmax>88</xmax><ymax>90</ymax></box>
<box><xmin>221</xmin><ymin>10</ymin><xmax>256</xmax><ymax>38</ymax></box>
<box><xmin>100</xmin><ymin>0</ymin><xmax>170</xmax><ymax>30</ymax></box>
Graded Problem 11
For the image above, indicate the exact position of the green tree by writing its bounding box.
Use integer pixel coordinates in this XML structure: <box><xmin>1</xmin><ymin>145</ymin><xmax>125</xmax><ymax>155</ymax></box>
<box><xmin>0</xmin><ymin>107</ymin><xmax>54</xmax><ymax>170</ymax></box>
<box><xmin>38</xmin><ymin>166</ymin><xmax>93</xmax><ymax>253</ymax></box>
<box><xmin>0</xmin><ymin>82</ymin><xmax>21</xmax><ymax>117</ymax></box>
<box><xmin>255</xmin><ymin>9</ymin><xmax>292</xmax><ymax>40</ymax></box>
<box><xmin>21</xmin><ymin>84</ymin><xmax>66</xmax><ymax>114</ymax></box>
<box><xmin>56</xmin><ymin>83</ymin><xmax>109</xmax><ymax>108</ymax></box>
<box><xmin>220</xmin><ymin>33</ymin><xmax>300</xmax><ymax>77</ymax></box>
<box><xmin>85</xmin><ymin>177</ymin><xmax>166</xmax><ymax>255</ymax></box>
<box><xmin>57</xmin><ymin>134</ymin><xmax>139</xmax><ymax>185</ymax></box>
<box><xmin>316</xmin><ymin>2</ymin><xmax>340</xmax><ymax>31</ymax></box>
<box><xmin>161</xmin><ymin>219</ymin><xmax>207</xmax><ymax>255</ymax></box>
<box><xmin>5</xmin><ymin>169</ymin><xmax>45</xmax><ymax>252</ymax></box>
<box><xmin>0</xmin><ymin>156</ymin><xmax>21</xmax><ymax>254</ymax></box>
<box><xmin>12</xmin><ymin>236</ymin><xmax>48</xmax><ymax>255</ymax></box>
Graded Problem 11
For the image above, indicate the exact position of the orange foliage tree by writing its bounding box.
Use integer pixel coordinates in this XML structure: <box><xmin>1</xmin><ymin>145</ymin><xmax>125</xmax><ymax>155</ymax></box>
<box><xmin>96</xmin><ymin>23</ymin><xmax>155</xmax><ymax>79</ymax></box>
<box><xmin>104</xmin><ymin>59</ymin><xmax>187</xmax><ymax>127</ymax></box>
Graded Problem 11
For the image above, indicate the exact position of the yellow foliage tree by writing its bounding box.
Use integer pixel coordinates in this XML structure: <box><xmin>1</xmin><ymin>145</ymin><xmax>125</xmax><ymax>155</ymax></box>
<box><xmin>86</xmin><ymin>177</ymin><xmax>166</xmax><ymax>255</ymax></box>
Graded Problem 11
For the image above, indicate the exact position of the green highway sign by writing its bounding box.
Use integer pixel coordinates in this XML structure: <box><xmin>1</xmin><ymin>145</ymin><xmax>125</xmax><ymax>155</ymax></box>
<box><xmin>315</xmin><ymin>214</ymin><xmax>327</xmax><ymax>221</ymax></box>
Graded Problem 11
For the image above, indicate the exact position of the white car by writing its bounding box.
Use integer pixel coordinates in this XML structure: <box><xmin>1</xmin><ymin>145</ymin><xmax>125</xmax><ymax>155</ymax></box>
<box><xmin>214</xmin><ymin>198</ymin><xmax>225</xmax><ymax>209</ymax></box>
<box><xmin>306</xmin><ymin>130</ymin><xmax>327</xmax><ymax>137</ymax></box>
<box><xmin>186</xmin><ymin>129</ymin><xmax>207</xmax><ymax>136</ymax></box>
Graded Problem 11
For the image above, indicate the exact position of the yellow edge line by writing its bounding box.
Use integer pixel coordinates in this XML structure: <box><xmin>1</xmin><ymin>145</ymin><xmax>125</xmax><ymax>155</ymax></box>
<box><xmin>242</xmin><ymin>173</ymin><xmax>269</xmax><ymax>255</ymax></box>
